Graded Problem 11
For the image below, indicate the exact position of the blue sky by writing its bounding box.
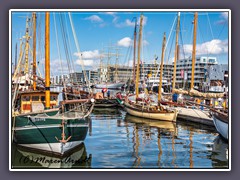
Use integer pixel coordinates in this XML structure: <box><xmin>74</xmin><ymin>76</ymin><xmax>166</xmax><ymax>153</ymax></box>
<box><xmin>11</xmin><ymin>10</ymin><xmax>229</xmax><ymax>76</ymax></box>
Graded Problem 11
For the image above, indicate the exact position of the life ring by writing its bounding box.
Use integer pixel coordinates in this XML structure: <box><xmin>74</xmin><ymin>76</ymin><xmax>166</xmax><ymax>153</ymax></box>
<box><xmin>102</xmin><ymin>88</ymin><xmax>107</xmax><ymax>93</ymax></box>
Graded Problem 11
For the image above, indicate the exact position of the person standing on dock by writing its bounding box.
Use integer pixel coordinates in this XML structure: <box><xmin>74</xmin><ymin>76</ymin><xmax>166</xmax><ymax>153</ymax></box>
<box><xmin>107</xmin><ymin>90</ymin><xmax>110</xmax><ymax>99</ymax></box>
<box><xmin>102</xmin><ymin>88</ymin><xmax>107</xmax><ymax>98</ymax></box>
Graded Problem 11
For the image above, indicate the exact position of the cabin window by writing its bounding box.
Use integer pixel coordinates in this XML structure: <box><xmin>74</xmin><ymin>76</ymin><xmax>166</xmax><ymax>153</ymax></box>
<box><xmin>50</xmin><ymin>96</ymin><xmax>57</xmax><ymax>101</ymax></box>
<box><xmin>22</xmin><ymin>96</ymin><xmax>30</xmax><ymax>101</ymax></box>
<box><xmin>41</xmin><ymin>96</ymin><xmax>45</xmax><ymax>101</ymax></box>
<box><xmin>32</xmin><ymin>96</ymin><xmax>39</xmax><ymax>101</ymax></box>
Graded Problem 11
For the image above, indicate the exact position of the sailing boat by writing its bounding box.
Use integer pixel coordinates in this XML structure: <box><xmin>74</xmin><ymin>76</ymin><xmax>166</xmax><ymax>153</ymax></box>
<box><xmin>211</xmin><ymin>109</ymin><xmax>228</xmax><ymax>140</ymax></box>
<box><xmin>12</xmin><ymin>14</ymin><xmax>45</xmax><ymax>93</ymax></box>
<box><xmin>12</xmin><ymin>12</ymin><xmax>95</xmax><ymax>155</ymax></box>
<box><xmin>124</xmin><ymin>14</ymin><xmax>178</xmax><ymax>122</ymax></box>
<box><xmin>171</xmin><ymin>12</ymin><xmax>225</xmax><ymax>99</ymax></box>
<box><xmin>94</xmin><ymin>46</ymin><xmax>125</xmax><ymax>89</ymax></box>
<box><xmin>159</xmin><ymin>12</ymin><xmax>218</xmax><ymax>125</ymax></box>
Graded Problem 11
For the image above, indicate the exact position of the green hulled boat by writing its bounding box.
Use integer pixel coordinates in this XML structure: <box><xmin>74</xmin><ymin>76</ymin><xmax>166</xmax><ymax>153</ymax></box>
<box><xmin>12</xmin><ymin>91</ymin><xmax>94</xmax><ymax>155</ymax></box>
<box><xmin>12</xmin><ymin>12</ymin><xmax>95</xmax><ymax>156</ymax></box>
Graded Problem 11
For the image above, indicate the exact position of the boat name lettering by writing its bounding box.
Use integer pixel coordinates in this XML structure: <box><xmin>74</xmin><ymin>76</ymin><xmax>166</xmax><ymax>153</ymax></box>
<box><xmin>29</xmin><ymin>117</ymin><xmax>46</xmax><ymax>122</ymax></box>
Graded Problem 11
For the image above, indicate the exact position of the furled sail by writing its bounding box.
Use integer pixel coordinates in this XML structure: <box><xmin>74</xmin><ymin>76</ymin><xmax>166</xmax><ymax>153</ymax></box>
<box><xmin>172</xmin><ymin>88</ymin><xmax>225</xmax><ymax>98</ymax></box>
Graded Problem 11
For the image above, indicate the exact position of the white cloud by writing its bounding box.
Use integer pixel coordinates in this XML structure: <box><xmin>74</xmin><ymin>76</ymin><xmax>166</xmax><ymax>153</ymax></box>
<box><xmin>117</xmin><ymin>37</ymin><xmax>149</xmax><ymax>47</ymax></box>
<box><xmin>48</xmin><ymin>59</ymin><xmax>73</xmax><ymax>75</ymax></box>
<box><xmin>99</xmin><ymin>23</ymin><xmax>107</xmax><ymax>28</ymax></box>
<box><xmin>183</xmin><ymin>39</ymin><xmax>228</xmax><ymax>55</ymax></box>
<box><xmin>104</xmin><ymin>12</ymin><xmax>116</xmax><ymax>15</ymax></box>
<box><xmin>125</xmin><ymin>60</ymin><xmax>133</xmax><ymax>67</ymax></box>
<box><xmin>114</xmin><ymin>15</ymin><xmax>147</xmax><ymax>28</ymax></box>
<box><xmin>74</xmin><ymin>50</ymin><xmax>102</xmax><ymax>68</ymax></box>
<box><xmin>84</xmin><ymin>15</ymin><xmax>103</xmax><ymax>23</ymax></box>
<box><xmin>74</xmin><ymin>50</ymin><xmax>101</xmax><ymax>59</ymax></box>
<box><xmin>221</xmin><ymin>12</ymin><xmax>228</xmax><ymax>20</ymax></box>
<box><xmin>125</xmin><ymin>19</ymin><xmax>134</xmax><ymax>26</ymax></box>
<box><xmin>76</xmin><ymin>59</ymin><xmax>94</xmax><ymax>66</ymax></box>
<box><xmin>215</xmin><ymin>12</ymin><xmax>228</xmax><ymax>25</ymax></box>
<box><xmin>143</xmin><ymin>40</ymin><xmax>149</xmax><ymax>46</ymax></box>
<box><xmin>103</xmin><ymin>12</ymin><xmax>119</xmax><ymax>24</ymax></box>
<box><xmin>117</xmin><ymin>37</ymin><xmax>133</xmax><ymax>47</ymax></box>
<box><xmin>121</xmin><ymin>16</ymin><xmax>148</xmax><ymax>27</ymax></box>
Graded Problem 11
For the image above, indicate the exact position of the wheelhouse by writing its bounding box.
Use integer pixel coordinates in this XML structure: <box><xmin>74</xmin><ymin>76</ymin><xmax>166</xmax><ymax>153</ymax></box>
<box><xmin>19</xmin><ymin>91</ymin><xmax>59</xmax><ymax>113</ymax></box>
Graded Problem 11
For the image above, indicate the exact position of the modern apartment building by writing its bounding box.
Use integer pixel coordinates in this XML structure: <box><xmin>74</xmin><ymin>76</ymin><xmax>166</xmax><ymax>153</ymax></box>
<box><xmin>70</xmin><ymin>70</ymin><xmax>98</xmax><ymax>84</ymax></box>
<box><xmin>175</xmin><ymin>56</ymin><xmax>218</xmax><ymax>88</ymax></box>
<box><xmin>109</xmin><ymin>65</ymin><xmax>133</xmax><ymax>82</ymax></box>
<box><xmin>54</xmin><ymin>74</ymin><xmax>70</xmax><ymax>85</ymax></box>
<box><xmin>138</xmin><ymin>63</ymin><xmax>172</xmax><ymax>85</ymax></box>
<box><xmin>61</xmin><ymin>56</ymin><xmax>227</xmax><ymax>90</ymax></box>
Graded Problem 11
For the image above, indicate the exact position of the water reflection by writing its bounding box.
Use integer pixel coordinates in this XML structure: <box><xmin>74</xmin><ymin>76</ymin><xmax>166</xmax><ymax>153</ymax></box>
<box><xmin>12</xmin><ymin>143</ymin><xmax>91</xmax><ymax>169</ymax></box>
<box><xmin>211</xmin><ymin>135</ymin><xmax>228</xmax><ymax>168</ymax></box>
<box><xmin>124</xmin><ymin>114</ymin><xmax>179</xmax><ymax>168</ymax></box>
<box><xmin>12</xmin><ymin>108</ymin><xmax>229</xmax><ymax>169</ymax></box>
<box><xmin>92</xmin><ymin>107</ymin><xmax>122</xmax><ymax>119</ymax></box>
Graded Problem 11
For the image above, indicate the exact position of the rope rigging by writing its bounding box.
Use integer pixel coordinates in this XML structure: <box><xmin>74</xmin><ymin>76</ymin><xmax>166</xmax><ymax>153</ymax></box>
<box><xmin>68</xmin><ymin>12</ymin><xmax>92</xmax><ymax>93</ymax></box>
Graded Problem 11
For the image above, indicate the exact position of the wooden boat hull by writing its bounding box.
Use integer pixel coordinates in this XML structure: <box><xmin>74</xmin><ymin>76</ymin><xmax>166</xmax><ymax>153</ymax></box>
<box><xmin>125</xmin><ymin>114</ymin><xmax>177</xmax><ymax>132</ymax></box>
<box><xmin>212</xmin><ymin>112</ymin><xmax>228</xmax><ymax>140</ymax></box>
<box><xmin>124</xmin><ymin>102</ymin><xmax>178</xmax><ymax>122</ymax></box>
<box><xmin>94</xmin><ymin>99</ymin><xmax>119</xmax><ymax>108</ymax></box>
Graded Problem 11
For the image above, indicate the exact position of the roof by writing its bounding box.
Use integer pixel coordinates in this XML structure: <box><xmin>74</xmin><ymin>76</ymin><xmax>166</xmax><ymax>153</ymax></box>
<box><xmin>17</xmin><ymin>90</ymin><xmax>60</xmax><ymax>95</ymax></box>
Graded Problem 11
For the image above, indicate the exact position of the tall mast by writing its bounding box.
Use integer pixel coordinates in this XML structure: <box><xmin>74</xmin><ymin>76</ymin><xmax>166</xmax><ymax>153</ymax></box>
<box><xmin>114</xmin><ymin>48</ymin><xmax>120</xmax><ymax>82</ymax></box>
<box><xmin>24</xmin><ymin>17</ymin><xmax>30</xmax><ymax>74</ymax></box>
<box><xmin>135</xmin><ymin>14</ymin><xmax>143</xmax><ymax>100</ymax></box>
<box><xmin>45</xmin><ymin>12</ymin><xmax>50</xmax><ymax>109</ymax></box>
<box><xmin>133</xmin><ymin>18</ymin><xmax>137</xmax><ymax>82</ymax></box>
<box><xmin>33</xmin><ymin>12</ymin><xmax>37</xmax><ymax>90</ymax></box>
<box><xmin>15</xmin><ymin>43</ymin><xmax>17</xmax><ymax>72</ymax></box>
<box><xmin>13</xmin><ymin>39</ymin><xmax>24</xmax><ymax>79</ymax></box>
<box><xmin>154</xmin><ymin>55</ymin><xmax>158</xmax><ymax>78</ymax></box>
<box><xmin>190</xmin><ymin>12</ymin><xmax>198</xmax><ymax>89</ymax></box>
<box><xmin>158</xmin><ymin>32</ymin><xmax>166</xmax><ymax>104</ymax></box>
<box><xmin>99</xmin><ymin>50</ymin><xmax>103</xmax><ymax>83</ymax></box>
<box><xmin>172</xmin><ymin>12</ymin><xmax>180</xmax><ymax>92</ymax></box>
<box><xmin>107</xmin><ymin>47</ymin><xmax>110</xmax><ymax>83</ymax></box>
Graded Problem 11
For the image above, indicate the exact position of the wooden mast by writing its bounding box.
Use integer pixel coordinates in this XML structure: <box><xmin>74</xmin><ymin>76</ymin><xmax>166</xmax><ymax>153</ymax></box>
<box><xmin>114</xmin><ymin>48</ymin><xmax>120</xmax><ymax>82</ymax></box>
<box><xmin>190</xmin><ymin>12</ymin><xmax>198</xmax><ymax>89</ymax></box>
<box><xmin>133</xmin><ymin>18</ymin><xmax>137</xmax><ymax>82</ymax></box>
<box><xmin>33</xmin><ymin>12</ymin><xmax>37</xmax><ymax>90</ymax></box>
<box><xmin>24</xmin><ymin>17</ymin><xmax>30</xmax><ymax>74</ymax></box>
<box><xmin>99</xmin><ymin>50</ymin><xmax>103</xmax><ymax>83</ymax></box>
<box><xmin>158</xmin><ymin>32</ymin><xmax>166</xmax><ymax>104</ymax></box>
<box><xmin>172</xmin><ymin>12</ymin><xmax>180</xmax><ymax>92</ymax></box>
<box><xmin>15</xmin><ymin>43</ymin><xmax>17</xmax><ymax>73</ymax></box>
<box><xmin>135</xmin><ymin>14</ymin><xmax>143</xmax><ymax>100</ymax></box>
<box><xmin>45</xmin><ymin>12</ymin><xmax>50</xmax><ymax>109</ymax></box>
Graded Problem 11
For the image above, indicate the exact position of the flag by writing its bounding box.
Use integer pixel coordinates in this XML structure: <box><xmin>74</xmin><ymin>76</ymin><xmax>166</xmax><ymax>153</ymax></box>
<box><xmin>181</xmin><ymin>69</ymin><xmax>184</xmax><ymax>78</ymax></box>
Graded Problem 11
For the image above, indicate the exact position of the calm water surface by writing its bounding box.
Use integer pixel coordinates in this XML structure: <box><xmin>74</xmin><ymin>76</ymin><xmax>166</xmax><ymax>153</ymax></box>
<box><xmin>12</xmin><ymin>106</ymin><xmax>229</xmax><ymax>169</ymax></box>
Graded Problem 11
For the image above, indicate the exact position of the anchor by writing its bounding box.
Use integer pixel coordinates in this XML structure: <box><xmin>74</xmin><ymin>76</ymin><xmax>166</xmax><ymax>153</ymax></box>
<box><xmin>55</xmin><ymin>120</ymin><xmax>72</xmax><ymax>144</ymax></box>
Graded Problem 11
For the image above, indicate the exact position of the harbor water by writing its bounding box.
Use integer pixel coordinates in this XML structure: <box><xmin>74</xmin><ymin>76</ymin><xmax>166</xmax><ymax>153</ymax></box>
<box><xmin>11</xmin><ymin>106</ymin><xmax>229</xmax><ymax>169</ymax></box>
